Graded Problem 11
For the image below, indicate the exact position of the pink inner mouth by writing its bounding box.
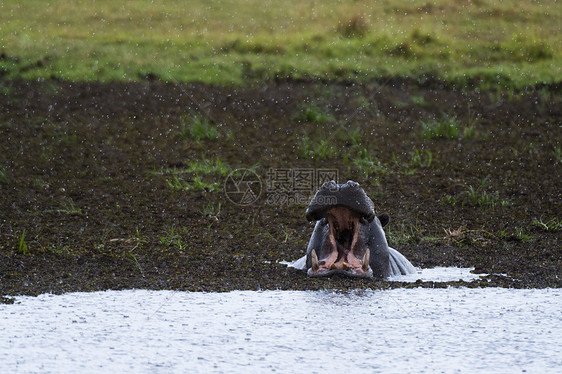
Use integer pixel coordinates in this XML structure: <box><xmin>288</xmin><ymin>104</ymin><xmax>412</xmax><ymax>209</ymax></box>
<box><xmin>310</xmin><ymin>206</ymin><xmax>370</xmax><ymax>276</ymax></box>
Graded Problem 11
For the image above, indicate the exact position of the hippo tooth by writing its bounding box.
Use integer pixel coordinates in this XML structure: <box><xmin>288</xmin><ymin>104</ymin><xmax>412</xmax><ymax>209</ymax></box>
<box><xmin>311</xmin><ymin>249</ymin><xmax>319</xmax><ymax>271</ymax></box>
<box><xmin>362</xmin><ymin>248</ymin><xmax>370</xmax><ymax>272</ymax></box>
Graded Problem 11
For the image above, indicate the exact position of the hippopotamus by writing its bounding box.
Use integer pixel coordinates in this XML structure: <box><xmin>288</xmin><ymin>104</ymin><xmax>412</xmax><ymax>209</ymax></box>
<box><xmin>292</xmin><ymin>180</ymin><xmax>416</xmax><ymax>279</ymax></box>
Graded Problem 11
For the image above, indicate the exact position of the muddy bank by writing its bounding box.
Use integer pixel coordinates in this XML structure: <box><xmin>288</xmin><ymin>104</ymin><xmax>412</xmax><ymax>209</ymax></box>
<box><xmin>0</xmin><ymin>78</ymin><xmax>560</xmax><ymax>297</ymax></box>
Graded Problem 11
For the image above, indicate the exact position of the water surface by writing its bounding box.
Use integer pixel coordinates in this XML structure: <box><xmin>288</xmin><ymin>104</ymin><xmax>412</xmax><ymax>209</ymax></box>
<box><xmin>2</xmin><ymin>287</ymin><xmax>560</xmax><ymax>373</ymax></box>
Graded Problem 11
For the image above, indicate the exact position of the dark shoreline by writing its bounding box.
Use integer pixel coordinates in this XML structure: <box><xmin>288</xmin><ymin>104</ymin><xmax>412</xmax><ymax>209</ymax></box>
<box><xmin>1</xmin><ymin>78</ymin><xmax>560</xmax><ymax>299</ymax></box>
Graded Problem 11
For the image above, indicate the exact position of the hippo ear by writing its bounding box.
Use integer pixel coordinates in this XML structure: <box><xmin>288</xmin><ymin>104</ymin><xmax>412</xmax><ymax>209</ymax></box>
<box><xmin>378</xmin><ymin>213</ymin><xmax>390</xmax><ymax>227</ymax></box>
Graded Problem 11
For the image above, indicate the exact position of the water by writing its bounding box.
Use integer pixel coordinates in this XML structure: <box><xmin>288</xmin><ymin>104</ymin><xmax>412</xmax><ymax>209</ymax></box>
<box><xmin>2</xmin><ymin>287</ymin><xmax>560</xmax><ymax>373</ymax></box>
<box><xmin>388</xmin><ymin>266</ymin><xmax>490</xmax><ymax>282</ymax></box>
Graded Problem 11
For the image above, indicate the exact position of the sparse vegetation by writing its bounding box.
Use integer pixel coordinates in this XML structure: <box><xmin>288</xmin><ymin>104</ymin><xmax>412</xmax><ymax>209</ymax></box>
<box><xmin>155</xmin><ymin>157</ymin><xmax>229</xmax><ymax>192</ymax></box>
<box><xmin>52</xmin><ymin>198</ymin><xmax>83</xmax><ymax>215</ymax></box>
<box><xmin>296</xmin><ymin>104</ymin><xmax>333</xmax><ymax>124</ymax></box>
<box><xmin>166</xmin><ymin>174</ymin><xmax>219</xmax><ymax>192</ymax></box>
<box><xmin>187</xmin><ymin>158</ymin><xmax>229</xmax><ymax>176</ymax></box>
<box><xmin>410</xmin><ymin>95</ymin><xmax>427</xmax><ymax>106</ymax></box>
<box><xmin>202</xmin><ymin>202</ymin><xmax>222</xmax><ymax>219</ymax></box>
<box><xmin>0</xmin><ymin>166</ymin><xmax>7</xmax><ymax>184</ymax></box>
<box><xmin>350</xmin><ymin>148</ymin><xmax>387</xmax><ymax>179</ymax></box>
<box><xmin>18</xmin><ymin>230</ymin><xmax>29</xmax><ymax>255</ymax></box>
<box><xmin>0</xmin><ymin>82</ymin><xmax>14</xmax><ymax>96</ymax></box>
<box><xmin>386</xmin><ymin>223</ymin><xmax>441</xmax><ymax>246</ymax></box>
<box><xmin>554</xmin><ymin>146</ymin><xmax>562</xmax><ymax>164</ymax></box>
<box><xmin>55</xmin><ymin>130</ymin><xmax>79</xmax><ymax>146</ymax></box>
<box><xmin>445</xmin><ymin>177</ymin><xmax>509</xmax><ymax>208</ymax></box>
<box><xmin>33</xmin><ymin>178</ymin><xmax>50</xmax><ymax>189</ymax></box>
<box><xmin>179</xmin><ymin>115</ymin><xmax>218</xmax><ymax>142</ymax></box>
<box><xmin>339</xmin><ymin>126</ymin><xmax>362</xmax><ymax>146</ymax></box>
<box><xmin>386</xmin><ymin>223</ymin><xmax>422</xmax><ymax>245</ymax></box>
<box><xmin>44</xmin><ymin>198</ymin><xmax>83</xmax><ymax>215</ymax></box>
<box><xmin>408</xmin><ymin>149</ymin><xmax>433</xmax><ymax>168</ymax></box>
<box><xmin>1</xmin><ymin>77</ymin><xmax>560</xmax><ymax>294</ymax></box>
<box><xmin>160</xmin><ymin>225</ymin><xmax>189</xmax><ymax>251</ymax></box>
<box><xmin>127</xmin><ymin>228</ymin><xmax>145</xmax><ymax>274</ymax></box>
<box><xmin>421</xmin><ymin>115</ymin><xmax>473</xmax><ymax>140</ymax></box>
<box><xmin>465</xmin><ymin>185</ymin><xmax>498</xmax><ymax>207</ymax></box>
<box><xmin>514</xmin><ymin>227</ymin><xmax>533</xmax><ymax>242</ymax></box>
<box><xmin>300</xmin><ymin>136</ymin><xmax>337</xmax><ymax>160</ymax></box>
<box><xmin>531</xmin><ymin>217</ymin><xmax>561</xmax><ymax>232</ymax></box>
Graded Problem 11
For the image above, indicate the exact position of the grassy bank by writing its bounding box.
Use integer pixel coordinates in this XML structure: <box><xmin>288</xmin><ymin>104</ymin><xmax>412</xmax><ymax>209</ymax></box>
<box><xmin>1</xmin><ymin>0</ymin><xmax>560</xmax><ymax>88</ymax></box>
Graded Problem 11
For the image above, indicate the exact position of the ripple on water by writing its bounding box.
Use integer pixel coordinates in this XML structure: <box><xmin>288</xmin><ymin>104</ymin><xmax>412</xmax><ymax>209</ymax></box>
<box><xmin>1</xmin><ymin>288</ymin><xmax>560</xmax><ymax>373</ymax></box>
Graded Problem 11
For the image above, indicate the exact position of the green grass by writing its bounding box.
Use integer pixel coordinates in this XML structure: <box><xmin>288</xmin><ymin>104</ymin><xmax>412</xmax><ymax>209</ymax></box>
<box><xmin>0</xmin><ymin>166</ymin><xmax>8</xmax><ymax>184</ymax></box>
<box><xmin>186</xmin><ymin>157</ymin><xmax>229</xmax><ymax>176</ymax></box>
<box><xmin>350</xmin><ymin>148</ymin><xmax>387</xmax><ymax>179</ymax></box>
<box><xmin>296</xmin><ymin>104</ymin><xmax>334</xmax><ymax>124</ymax></box>
<box><xmin>47</xmin><ymin>198</ymin><xmax>83</xmax><ymax>215</ymax></box>
<box><xmin>465</xmin><ymin>185</ymin><xmax>503</xmax><ymax>207</ymax></box>
<box><xmin>445</xmin><ymin>177</ymin><xmax>509</xmax><ymax>208</ymax></box>
<box><xmin>337</xmin><ymin>15</ymin><xmax>370</xmax><ymax>39</ymax></box>
<box><xmin>385</xmin><ymin>223</ymin><xmax>422</xmax><ymax>245</ymax></box>
<box><xmin>299</xmin><ymin>136</ymin><xmax>337</xmax><ymax>160</ymax></box>
<box><xmin>410</xmin><ymin>94</ymin><xmax>427</xmax><ymax>106</ymax></box>
<box><xmin>386</xmin><ymin>222</ymin><xmax>441</xmax><ymax>246</ymax></box>
<box><xmin>554</xmin><ymin>146</ymin><xmax>562</xmax><ymax>164</ymax></box>
<box><xmin>179</xmin><ymin>115</ymin><xmax>218</xmax><ymax>142</ymax></box>
<box><xmin>160</xmin><ymin>225</ymin><xmax>189</xmax><ymax>251</ymax></box>
<box><xmin>408</xmin><ymin>149</ymin><xmax>433</xmax><ymax>168</ymax></box>
<box><xmin>514</xmin><ymin>227</ymin><xmax>533</xmax><ymax>242</ymax></box>
<box><xmin>154</xmin><ymin>156</ymin><xmax>229</xmax><ymax>192</ymax></box>
<box><xmin>202</xmin><ymin>202</ymin><xmax>222</xmax><ymax>220</ymax></box>
<box><xmin>0</xmin><ymin>0</ymin><xmax>560</xmax><ymax>88</ymax></box>
<box><xmin>339</xmin><ymin>126</ymin><xmax>363</xmax><ymax>146</ymax></box>
<box><xmin>421</xmin><ymin>115</ymin><xmax>474</xmax><ymax>140</ymax></box>
<box><xmin>531</xmin><ymin>217</ymin><xmax>561</xmax><ymax>232</ymax></box>
<box><xmin>166</xmin><ymin>174</ymin><xmax>220</xmax><ymax>192</ymax></box>
<box><xmin>17</xmin><ymin>230</ymin><xmax>29</xmax><ymax>255</ymax></box>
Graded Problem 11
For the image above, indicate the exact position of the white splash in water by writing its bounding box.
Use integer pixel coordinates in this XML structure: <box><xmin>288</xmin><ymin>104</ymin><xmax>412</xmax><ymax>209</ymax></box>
<box><xmin>282</xmin><ymin>249</ymin><xmax>483</xmax><ymax>282</ymax></box>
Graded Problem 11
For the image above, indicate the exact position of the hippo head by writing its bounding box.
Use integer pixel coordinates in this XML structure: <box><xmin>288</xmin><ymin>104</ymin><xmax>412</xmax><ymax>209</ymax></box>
<box><xmin>305</xmin><ymin>180</ymin><xmax>384</xmax><ymax>278</ymax></box>
<box><xmin>305</xmin><ymin>180</ymin><xmax>375</xmax><ymax>222</ymax></box>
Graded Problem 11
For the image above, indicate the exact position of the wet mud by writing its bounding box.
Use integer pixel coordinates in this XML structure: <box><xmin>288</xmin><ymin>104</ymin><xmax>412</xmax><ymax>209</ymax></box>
<box><xmin>0</xmin><ymin>78</ymin><xmax>560</xmax><ymax>298</ymax></box>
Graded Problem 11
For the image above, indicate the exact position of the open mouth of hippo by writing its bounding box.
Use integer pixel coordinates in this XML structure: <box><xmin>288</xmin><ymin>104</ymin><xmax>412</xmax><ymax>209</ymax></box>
<box><xmin>308</xmin><ymin>206</ymin><xmax>372</xmax><ymax>278</ymax></box>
